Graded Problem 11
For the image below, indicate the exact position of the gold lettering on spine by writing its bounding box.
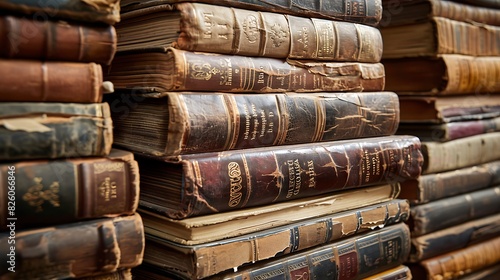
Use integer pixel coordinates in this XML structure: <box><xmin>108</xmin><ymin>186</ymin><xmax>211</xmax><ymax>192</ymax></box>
<box><xmin>99</xmin><ymin>177</ymin><xmax>118</xmax><ymax>202</ymax></box>
<box><xmin>286</xmin><ymin>159</ymin><xmax>303</xmax><ymax>198</ymax></box>
<box><xmin>228</xmin><ymin>162</ymin><xmax>243</xmax><ymax>207</ymax></box>
<box><xmin>202</xmin><ymin>12</ymin><xmax>213</xmax><ymax>39</ymax></box>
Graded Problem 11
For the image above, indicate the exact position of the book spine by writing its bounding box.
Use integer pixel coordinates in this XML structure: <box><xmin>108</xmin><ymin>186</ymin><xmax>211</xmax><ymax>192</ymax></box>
<box><xmin>0</xmin><ymin>103</ymin><xmax>113</xmax><ymax>161</ymax></box>
<box><xmin>0</xmin><ymin>15</ymin><xmax>117</xmax><ymax>65</ymax></box>
<box><xmin>193</xmin><ymin>199</ymin><xmax>410</xmax><ymax>278</ymax></box>
<box><xmin>0</xmin><ymin>59</ymin><xmax>103</xmax><ymax>103</ymax></box>
<box><xmin>431</xmin><ymin>0</ymin><xmax>500</xmax><ymax>26</ymax></box>
<box><xmin>76</xmin><ymin>269</ymin><xmax>132</xmax><ymax>280</ymax></box>
<box><xmin>0</xmin><ymin>213</ymin><xmax>144</xmax><ymax>278</ymax></box>
<box><xmin>166</xmin><ymin>48</ymin><xmax>385</xmax><ymax>93</ymax></box>
<box><xmin>0</xmin><ymin>150</ymin><xmax>140</xmax><ymax>229</ymax></box>
<box><xmin>221</xmin><ymin>223</ymin><xmax>411</xmax><ymax>280</ymax></box>
<box><xmin>422</xmin><ymin>132</ymin><xmax>500</xmax><ymax>174</ymax></box>
<box><xmin>364</xmin><ymin>265</ymin><xmax>412</xmax><ymax>280</ymax></box>
<box><xmin>400</xmin><ymin>160</ymin><xmax>500</xmax><ymax>204</ymax></box>
<box><xmin>409</xmin><ymin>186</ymin><xmax>500</xmax><ymax>236</ymax></box>
<box><xmin>418</xmin><ymin>236</ymin><xmax>500</xmax><ymax>279</ymax></box>
<box><xmin>175</xmin><ymin>3</ymin><xmax>382</xmax><ymax>62</ymax></box>
<box><xmin>160</xmin><ymin>92</ymin><xmax>399</xmax><ymax>155</ymax></box>
<box><xmin>0</xmin><ymin>0</ymin><xmax>120</xmax><ymax>25</ymax></box>
<box><xmin>153</xmin><ymin>135</ymin><xmax>422</xmax><ymax>218</ymax></box>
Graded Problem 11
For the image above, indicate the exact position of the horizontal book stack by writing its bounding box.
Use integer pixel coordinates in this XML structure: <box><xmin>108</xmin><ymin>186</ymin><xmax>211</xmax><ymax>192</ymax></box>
<box><xmin>381</xmin><ymin>0</ymin><xmax>500</xmax><ymax>279</ymax></box>
<box><xmin>0</xmin><ymin>0</ymin><xmax>145</xmax><ymax>279</ymax></box>
<box><xmin>103</xmin><ymin>0</ymin><xmax>424</xmax><ymax>279</ymax></box>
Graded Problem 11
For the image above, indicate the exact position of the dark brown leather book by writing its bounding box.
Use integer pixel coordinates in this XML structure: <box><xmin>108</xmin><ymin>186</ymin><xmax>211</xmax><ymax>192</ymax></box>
<box><xmin>0</xmin><ymin>102</ymin><xmax>113</xmax><ymax>161</ymax></box>
<box><xmin>0</xmin><ymin>59</ymin><xmax>103</xmax><ymax>102</ymax></box>
<box><xmin>116</xmin><ymin>3</ymin><xmax>382</xmax><ymax>63</ymax></box>
<box><xmin>0</xmin><ymin>14</ymin><xmax>117</xmax><ymax>64</ymax></box>
<box><xmin>137</xmin><ymin>135</ymin><xmax>423</xmax><ymax>219</ymax></box>
<box><xmin>105</xmin><ymin>91</ymin><xmax>400</xmax><ymax>156</ymax></box>
<box><xmin>400</xmin><ymin>160</ymin><xmax>500</xmax><ymax>205</ymax></box>
<box><xmin>0</xmin><ymin>149</ymin><xmax>139</xmax><ymax>230</ymax></box>
<box><xmin>382</xmin><ymin>17</ymin><xmax>500</xmax><ymax>58</ymax></box>
<box><xmin>397</xmin><ymin>117</ymin><xmax>500</xmax><ymax>142</ymax></box>
<box><xmin>409</xmin><ymin>186</ymin><xmax>500</xmax><ymax>237</ymax></box>
<box><xmin>104</xmin><ymin>48</ymin><xmax>385</xmax><ymax>95</ymax></box>
<box><xmin>410</xmin><ymin>213</ymin><xmax>500</xmax><ymax>262</ymax></box>
<box><xmin>0</xmin><ymin>0</ymin><xmax>121</xmax><ymax>25</ymax></box>
<box><xmin>119</xmin><ymin>0</ymin><xmax>383</xmax><ymax>26</ymax></box>
<box><xmin>142</xmin><ymin>199</ymin><xmax>409</xmax><ymax>279</ymax></box>
<box><xmin>409</xmin><ymin>236</ymin><xmax>500</xmax><ymax>280</ymax></box>
<box><xmin>398</xmin><ymin>95</ymin><xmax>500</xmax><ymax>123</ymax></box>
<box><xmin>383</xmin><ymin>55</ymin><xmax>500</xmax><ymax>95</ymax></box>
<box><xmin>380</xmin><ymin>0</ymin><xmax>500</xmax><ymax>27</ymax></box>
<box><xmin>0</xmin><ymin>213</ymin><xmax>144</xmax><ymax>279</ymax></box>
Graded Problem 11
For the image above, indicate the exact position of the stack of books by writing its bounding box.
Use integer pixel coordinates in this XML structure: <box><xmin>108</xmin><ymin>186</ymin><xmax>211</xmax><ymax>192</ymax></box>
<box><xmin>380</xmin><ymin>0</ymin><xmax>500</xmax><ymax>278</ymax></box>
<box><xmin>103</xmin><ymin>0</ymin><xmax>424</xmax><ymax>279</ymax></box>
<box><xmin>0</xmin><ymin>0</ymin><xmax>144</xmax><ymax>279</ymax></box>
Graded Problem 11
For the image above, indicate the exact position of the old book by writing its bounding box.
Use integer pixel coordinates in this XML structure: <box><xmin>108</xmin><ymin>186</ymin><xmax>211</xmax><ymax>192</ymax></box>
<box><xmin>143</xmin><ymin>199</ymin><xmax>409</xmax><ymax>279</ymax></box>
<box><xmin>409</xmin><ymin>236</ymin><xmax>500</xmax><ymax>280</ymax></box>
<box><xmin>451</xmin><ymin>0</ymin><xmax>500</xmax><ymax>9</ymax></box>
<box><xmin>0</xmin><ymin>213</ymin><xmax>144</xmax><ymax>279</ymax></box>
<box><xmin>137</xmin><ymin>135</ymin><xmax>423</xmax><ymax>218</ymax></box>
<box><xmin>0</xmin><ymin>59</ymin><xmax>103</xmax><ymax>102</ymax></box>
<box><xmin>0</xmin><ymin>149</ymin><xmax>139</xmax><ymax>230</ymax></box>
<box><xmin>116</xmin><ymin>3</ymin><xmax>382</xmax><ymax>63</ymax></box>
<box><xmin>104</xmin><ymin>48</ymin><xmax>385</xmax><ymax>95</ymax></box>
<box><xmin>0</xmin><ymin>0</ymin><xmax>121</xmax><ymax>25</ymax></box>
<box><xmin>459</xmin><ymin>265</ymin><xmax>500</xmax><ymax>280</ymax></box>
<box><xmin>119</xmin><ymin>0</ymin><xmax>383</xmax><ymax>26</ymax></box>
<box><xmin>0</xmin><ymin>14</ymin><xmax>117</xmax><ymax>64</ymax></box>
<box><xmin>381</xmin><ymin>17</ymin><xmax>500</xmax><ymax>58</ymax></box>
<box><xmin>77</xmin><ymin>269</ymin><xmax>132</xmax><ymax>280</ymax></box>
<box><xmin>106</xmin><ymin>91</ymin><xmax>400</xmax><ymax>156</ymax></box>
<box><xmin>409</xmin><ymin>186</ymin><xmax>500</xmax><ymax>237</ymax></box>
<box><xmin>397</xmin><ymin>116</ymin><xmax>500</xmax><ymax>142</ymax></box>
<box><xmin>380</xmin><ymin>0</ymin><xmax>500</xmax><ymax>27</ymax></box>
<box><xmin>421</xmin><ymin>132</ymin><xmax>500</xmax><ymax>174</ymax></box>
<box><xmin>383</xmin><ymin>55</ymin><xmax>500</xmax><ymax>95</ymax></box>
<box><xmin>410</xmin><ymin>213</ymin><xmax>500</xmax><ymax>262</ymax></box>
<box><xmin>364</xmin><ymin>265</ymin><xmax>412</xmax><ymax>280</ymax></box>
<box><xmin>400</xmin><ymin>160</ymin><xmax>500</xmax><ymax>205</ymax></box>
<box><xmin>0</xmin><ymin>102</ymin><xmax>113</xmax><ymax>161</ymax></box>
<box><xmin>142</xmin><ymin>190</ymin><xmax>404</xmax><ymax>244</ymax></box>
<box><xmin>398</xmin><ymin>95</ymin><xmax>500</xmax><ymax>123</ymax></box>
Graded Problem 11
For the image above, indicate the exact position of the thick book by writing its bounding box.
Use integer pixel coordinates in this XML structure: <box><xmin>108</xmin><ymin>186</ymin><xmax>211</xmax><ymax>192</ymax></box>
<box><xmin>383</xmin><ymin>55</ymin><xmax>500</xmax><ymax>95</ymax></box>
<box><xmin>409</xmin><ymin>186</ymin><xmax>500</xmax><ymax>236</ymax></box>
<box><xmin>409</xmin><ymin>236</ymin><xmax>500</xmax><ymax>280</ymax></box>
<box><xmin>410</xmin><ymin>213</ymin><xmax>500</xmax><ymax>262</ymax></box>
<box><xmin>104</xmin><ymin>48</ymin><xmax>386</xmax><ymax>95</ymax></box>
<box><xmin>119</xmin><ymin>0</ymin><xmax>383</xmax><ymax>26</ymax></box>
<box><xmin>117</xmin><ymin>3</ymin><xmax>383</xmax><ymax>63</ymax></box>
<box><xmin>143</xmin><ymin>199</ymin><xmax>409</xmax><ymax>279</ymax></box>
<box><xmin>397</xmin><ymin>116</ymin><xmax>500</xmax><ymax>142</ymax></box>
<box><xmin>0</xmin><ymin>102</ymin><xmax>113</xmax><ymax>161</ymax></box>
<box><xmin>0</xmin><ymin>14</ymin><xmax>117</xmax><ymax>64</ymax></box>
<box><xmin>0</xmin><ymin>213</ymin><xmax>144</xmax><ymax>279</ymax></box>
<box><xmin>380</xmin><ymin>0</ymin><xmax>500</xmax><ymax>27</ymax></box>
<box><xmin>399</xmin><ymin>160</ymin><xmax>500</xmax><ymax>205</ymax></box>
<box><xmin>398</xmin><ymin>95</ymin><xmax>500</xmax><ymax>123</ymax></box>
<box><xmin>381</xmin><ymin>16</ymin><xmax>500</xmax><ymax>58</ymax></box>
<box><xmin>0</xmin><ymin>59</ymin><xmax>103</xmax><ymax>103</ymax></box>
<box><xmin>137</xmin><ymin>135</ymin><xmax>423</xmax><ymax>218</ymax></box>
<box><xmin>364</xmin><ymin>265</ymin><xmax>412</xmax><ymax>280</ymax></box>
<box><xmin>106</xmin><ymin>91</ymin><xmax>400</xmax><ymax>156</ymax></box>
<box><xmin>421</xmin><ymin>132</ymin><xmax>500</xmax><ymax>174</ymax></box>
<box><xmin>141</xmin><ymin>187</ymin><xmax>403</xmax><ymax>244</ymax></box>
<box><xmin>0</xmin><ymin>149</ymin><xmax>139</xmax><ymax>230</ymax></box>
<box><xmin>0</xmin><ymin>0</ymin><xmax>121</xmax><ymax>25</ymax></box>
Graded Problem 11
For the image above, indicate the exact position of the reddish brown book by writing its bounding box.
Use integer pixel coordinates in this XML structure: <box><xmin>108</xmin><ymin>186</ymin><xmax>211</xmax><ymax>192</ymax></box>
<box><xmin>0</xmin><ymin>14</ymin><xmax>117</xmax><ymax>64</ymax></box>
<box><xmin>0</xmin><ymin>59</ymin><xmax>103</xmax><ymax>103</ymax></box>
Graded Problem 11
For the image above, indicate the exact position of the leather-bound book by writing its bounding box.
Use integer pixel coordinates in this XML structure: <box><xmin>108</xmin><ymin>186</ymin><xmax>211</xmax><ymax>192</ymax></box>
<box><xmin>0</xmin><ymin>102</ymin><xmax>113</xmax><ymax>161</ymax></box>
<box><xmin>0</xmin><ymin>213</ymin><xmax>144</xmax><ymax>279</ymax></box>
<box><xmin>105</xmin><ymin>91</ymin><xmax>400</xmax><ymax>156</ymax></box>
<box><xmin>364</xmin><ymin>265</ymin><xmax>412</xmax><ymax>280</ymax></box>
<box><xmin>0</xmin><ymin>149</ymin><xmax>139</xmax><ymax>230</ymax></box>
<box><xmin>116</xmin><ymin>3</ymin><xmax>382</xmax><ymax>63</ymax></box>
<box><xmin>104</xmin><ymin>48</ymin><xmax>385</xmax><ymax>95</ymax></box>
<box><xmin>0</xmin><ymin>14</ymin><xmax>117</xmax><ymax>64</ymax></box>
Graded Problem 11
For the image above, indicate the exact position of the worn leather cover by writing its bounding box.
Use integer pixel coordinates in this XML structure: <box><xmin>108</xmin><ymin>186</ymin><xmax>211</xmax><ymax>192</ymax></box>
<box><xmin>0</xmin><ymin>214</ymin><xmax>144</xmax><ymax>279</ymax></box>
<box><xmin>0</xmin><ymin>14</ymin><xmax>117</xmax><ymax>64</ymax></box>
